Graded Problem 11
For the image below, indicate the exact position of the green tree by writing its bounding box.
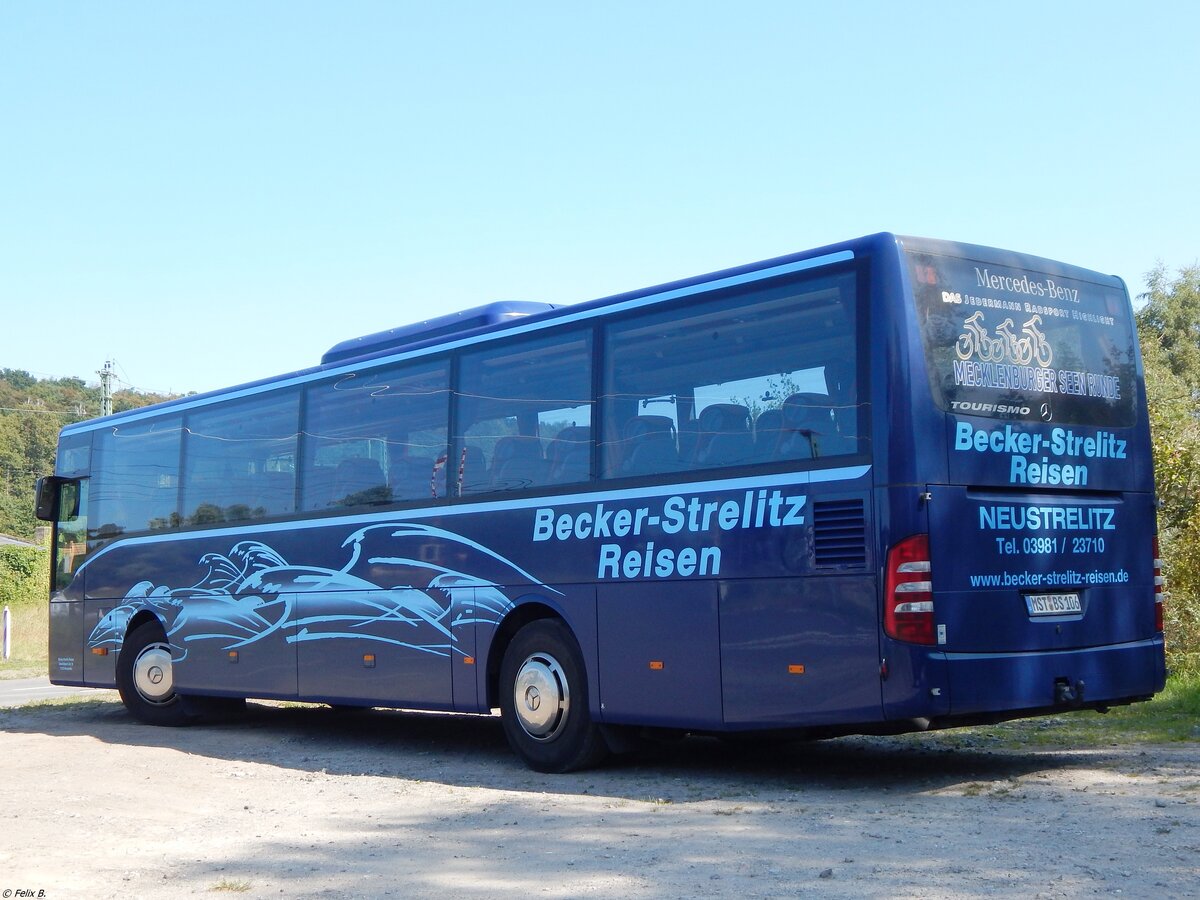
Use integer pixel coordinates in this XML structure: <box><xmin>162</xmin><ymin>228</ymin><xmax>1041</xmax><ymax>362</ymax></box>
<box><xmin>0</xmin><ymin>371</ymin><xmax>178</xmax><ymax>540</ymax></box>
<box><xmin>1136</xmin><ymin>263</ymin><xmax>1200</xmax><ymax>674</ymax></box>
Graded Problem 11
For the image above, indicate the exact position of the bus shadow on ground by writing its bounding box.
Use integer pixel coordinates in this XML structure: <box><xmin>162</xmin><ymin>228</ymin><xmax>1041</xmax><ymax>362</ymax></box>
<box><xmin>2</xmin><ymin>697</ymin><xmax>1082</xmax><ymax>798</ymax></box>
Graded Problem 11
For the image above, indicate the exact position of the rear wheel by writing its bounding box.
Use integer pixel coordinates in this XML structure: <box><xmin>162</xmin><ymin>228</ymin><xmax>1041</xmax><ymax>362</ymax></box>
<box><xmin>116</xmin><ymin>621</ymin><xmax>196</xmax><ymax>726</ymax></box>
<box><xmin>499</xmin><ymin>619</ymin><xmax>608</xmax><ymax>772</ymax></box>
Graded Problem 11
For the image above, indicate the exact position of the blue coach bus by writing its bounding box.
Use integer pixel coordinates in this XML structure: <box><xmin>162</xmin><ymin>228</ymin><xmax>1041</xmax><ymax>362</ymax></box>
<box><xmin>35</xmin><ymin>234</ymin><xmax>1166</xmax><ymax>771</ymax></box>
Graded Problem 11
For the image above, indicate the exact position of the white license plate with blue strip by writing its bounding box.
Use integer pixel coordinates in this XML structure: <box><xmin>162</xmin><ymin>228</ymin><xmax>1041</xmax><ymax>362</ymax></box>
<box><xmin>1025</xmin><ymin>592</ymin><xmax>1082</xmax><ymax>616</ymax></box>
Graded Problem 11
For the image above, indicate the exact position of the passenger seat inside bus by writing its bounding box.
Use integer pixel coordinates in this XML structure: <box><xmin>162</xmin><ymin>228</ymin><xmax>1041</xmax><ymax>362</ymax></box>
<box><xmin>619</xmin><ymin>415</ymin><xmax>679</xmax><ymax>476</ymax></box>
<box><xmin>676</xmin><ymin>417</ymin><xmax>700</xmax><ymax>463</ymax></box>
<box><xmin>547</xmin><ymin>426</ymin><xmax>591</xmax><ymax>484</ymax></box>
<box><xmin>754</xmin><ymin>408</ymin><xmax>784</xmax><ymax>460</ymax></box>
<box><xmin>390</xmin><ymin>455</ymin><xmax>440</xmax><ymax>501</ymax></box>
<box><xmin>693</xmin><ymin>403</ymin><xmax>753</xmax><ymax>467</ymax></box>
<box><xmin>490</xmin><ymin>435</ymin><xmax>547</xmax><ymax>490</ymax></box>
<box><xmin>777</xmin><ymin>393</ymin><xmax>837</xmax><ymax>459</ymax></box>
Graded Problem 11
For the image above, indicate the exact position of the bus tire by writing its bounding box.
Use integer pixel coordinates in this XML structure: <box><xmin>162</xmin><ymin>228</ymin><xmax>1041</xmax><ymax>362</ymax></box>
<box><xmin>116</xmin><ymin>620</ymin><xmax>196</xmax><ymax>727</ymax></box>
<box><xmin>499</xmin><ymin>619</ymin><xmax>608</xmax><ymax>773</ymax></box>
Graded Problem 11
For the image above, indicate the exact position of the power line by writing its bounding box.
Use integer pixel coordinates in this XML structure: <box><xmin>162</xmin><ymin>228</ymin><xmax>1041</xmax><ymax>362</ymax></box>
<box><xmin>0</xmin><ymin>406</ymin><xmax>82</xmax><ymax>416</ymax></box>
<box><xmin>3</xmin><ymin>361</ymin><xmax>179</xmax><ymax>399</ymax></box>
<box><xmin>103</xmin><ymin>358</ymin><xmax>181</xmax><ymax>398</ymax></box>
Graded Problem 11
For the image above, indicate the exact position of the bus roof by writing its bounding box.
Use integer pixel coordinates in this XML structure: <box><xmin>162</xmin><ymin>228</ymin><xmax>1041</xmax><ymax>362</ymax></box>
<box><xmin>321</xmin><ymin>301</ymin><xmax>558</xmax><ymax>366</ymax></box>
<box><xmin>60</xmin><ymin>232</ymin><xmax>1126</xmax><ymax>436</ymax></box>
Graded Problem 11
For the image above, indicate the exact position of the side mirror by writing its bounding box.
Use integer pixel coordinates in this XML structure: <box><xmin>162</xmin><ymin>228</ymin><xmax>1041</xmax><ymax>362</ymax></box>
<box><xmin>34</xmin><ymin>476</ymin><xmax>79</xmax><ymax>521</ymax></box>
<box><xmin>34</xmin><ymin>477</ymin><xmax>60</xmax><ymax>521</ymax></box>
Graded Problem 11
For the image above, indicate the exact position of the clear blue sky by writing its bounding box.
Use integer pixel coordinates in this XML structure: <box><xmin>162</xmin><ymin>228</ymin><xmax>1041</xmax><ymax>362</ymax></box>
<box><xmin>2</xmin><ymin>2</ymin><xmax>1197</xmax><ymax>396</ymax></box>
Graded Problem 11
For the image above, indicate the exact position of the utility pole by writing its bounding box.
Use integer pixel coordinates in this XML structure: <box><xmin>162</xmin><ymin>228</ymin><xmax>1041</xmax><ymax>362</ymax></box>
<box><xmin>97</xmin><ymin>359</ymin><xmax>115</xmax><ymax>417</ymax></box>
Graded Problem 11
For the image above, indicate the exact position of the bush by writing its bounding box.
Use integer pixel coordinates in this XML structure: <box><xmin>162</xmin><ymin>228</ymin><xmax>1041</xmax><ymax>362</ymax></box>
<box><xmin>1162</xmin><ymin>519</ymin><xmax>1200</xmax><ymax>677</ymax></box>
<box><xmin>0</xmin><ymin>544</ymin><xmax>49</xmax><ymax>608</ymax></box>
<box><xmin>1136</xmin><ymin>263</ymin><xmax>1200</xmax><ymax>678</ymax></box>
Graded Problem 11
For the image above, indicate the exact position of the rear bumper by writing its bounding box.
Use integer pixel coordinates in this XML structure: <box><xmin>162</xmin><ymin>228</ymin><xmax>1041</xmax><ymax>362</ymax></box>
<box><xmin>943</xmin><ymin>637</ymin><xmax>1166</xmax><ymax>716</ymax></box>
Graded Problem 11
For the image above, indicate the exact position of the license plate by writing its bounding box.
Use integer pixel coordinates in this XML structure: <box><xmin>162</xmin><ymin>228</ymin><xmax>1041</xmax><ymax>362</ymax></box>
<box><xmin>1025</xmin><ymin>592</ymin><xmax>1082</xmax><ymax>616</ymax></box>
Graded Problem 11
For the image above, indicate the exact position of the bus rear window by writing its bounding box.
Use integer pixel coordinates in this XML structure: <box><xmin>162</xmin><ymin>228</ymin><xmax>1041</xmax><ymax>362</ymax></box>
<box><xmin>908</xmin><ymin>252</ymin><xmax>1137</xmax><ymax>427</ymax></box>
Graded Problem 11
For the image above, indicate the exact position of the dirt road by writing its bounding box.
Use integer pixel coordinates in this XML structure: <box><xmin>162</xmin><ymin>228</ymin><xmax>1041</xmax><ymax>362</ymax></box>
<box><xmin>1</xmin><ymin>697</ymin><xmax>1197</xmax><ymax>898</ymax></box>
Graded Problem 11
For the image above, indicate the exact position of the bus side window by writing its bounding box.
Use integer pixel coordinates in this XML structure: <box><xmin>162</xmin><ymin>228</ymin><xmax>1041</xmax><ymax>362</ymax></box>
<box><xmin>603</xmin><ymin>268</ymin><xmax>859</xmax><ymax>479</ymax></box>
<box><xmin>54</xmin><ymin>479</ymin><xmax>89</xmax><ymax>590</ymax></box>
<box><xmin>90</xmin><ymin>417</ymin><xmax>183</xmax><ymax>544</ymax></box>
<box><xmin>455</xmin><ymin>329</ymin><xmax>593</xmax><ymax>495</ymax></box>
<box><xmin>301</xmin><ymin>361</ymin><xmax>450</xmax><ymax>510</ymax></box>
<box><xmin>182</xmin><ymin>392</ymin><xmax>299</xmax><ymax>525</ymax></box>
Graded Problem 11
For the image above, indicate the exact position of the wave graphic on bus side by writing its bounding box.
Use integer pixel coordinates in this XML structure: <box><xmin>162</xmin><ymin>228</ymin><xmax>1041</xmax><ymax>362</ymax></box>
<box><xmin>85</xmin><ymin>522</ymin><xmax>543</xmax><ymax>661</ymax></box>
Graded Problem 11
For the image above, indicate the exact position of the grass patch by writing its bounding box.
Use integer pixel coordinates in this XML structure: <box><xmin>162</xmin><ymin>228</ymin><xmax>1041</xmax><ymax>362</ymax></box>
<box><xmin>920</xmin><ymin>671</ymin><xmax>1200</xmax><ymax>749</ymax></box>
<box><xmin>209</xmin><ymin>879</ymin><xmax>251</xmax><ymax>893</ymax></box>
<box><xmin>0</xmin><ymin>601</ymin><xmax>48</xmax><ymax>679</ymax></box>
<box><xmin>20</xmin><ymin>693</ymin><xmax>118</xmax><ymax>710</ymax></box>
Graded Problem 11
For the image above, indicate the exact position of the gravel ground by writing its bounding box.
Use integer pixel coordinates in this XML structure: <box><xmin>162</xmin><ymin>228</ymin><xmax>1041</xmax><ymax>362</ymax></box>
<box><xmin>1</xmin><ymin>697</ymin><xmax>1197</xmax><ymax>899</ymax></box>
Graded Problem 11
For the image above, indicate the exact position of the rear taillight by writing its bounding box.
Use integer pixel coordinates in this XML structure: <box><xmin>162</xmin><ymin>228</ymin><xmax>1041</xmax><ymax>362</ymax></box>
<box><xmin>885</xmin><ymin>534</ymin><xmax>935</xmax><ymax>645</ymax></box>
<box><xmin>1153</xmin><ymin>535</ymin><xmax>1165</xmax><ymax>633</ymax></box>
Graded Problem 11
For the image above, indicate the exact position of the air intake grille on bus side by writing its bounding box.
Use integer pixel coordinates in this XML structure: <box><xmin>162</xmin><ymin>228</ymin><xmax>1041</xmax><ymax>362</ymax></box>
<box><xmin>812</xmin><ymin>499</ymin><xmax>868</xmax><ymax>568</ymax></box>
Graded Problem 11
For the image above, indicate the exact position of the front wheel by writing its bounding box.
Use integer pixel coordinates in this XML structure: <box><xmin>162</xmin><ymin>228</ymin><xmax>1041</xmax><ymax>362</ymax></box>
<box><xmin>116</xmin><ymin>621</ymin><xmax>197</xmax><ymax>726</ymax></box>
<box><xmin>499</xmin><ymin>619</ymin><xmax>608</xmax><ymax>772</ymax></box>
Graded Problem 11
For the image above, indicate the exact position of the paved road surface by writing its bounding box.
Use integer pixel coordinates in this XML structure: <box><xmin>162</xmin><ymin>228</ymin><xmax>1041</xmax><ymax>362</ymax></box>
<box><xmin>0</xmin><ymin>675</ymin><xmax>108</xmax><ymax>707</ymax></box>
<box><xmin>2</xmin><ymin>699</ymin><xmax>1196</xmax><ymax>898</ymax></box>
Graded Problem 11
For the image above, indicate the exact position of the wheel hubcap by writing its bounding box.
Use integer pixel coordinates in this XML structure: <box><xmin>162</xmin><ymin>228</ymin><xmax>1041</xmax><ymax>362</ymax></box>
<box><xmin>513</xmin><ymin>652</ymin><xmax>568</xmax><ymax>741</ymax></box>
<box><xmin>133</xmin><ymin>641</ymin><xmax>176</xmax><ymax>705</ymax></box>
